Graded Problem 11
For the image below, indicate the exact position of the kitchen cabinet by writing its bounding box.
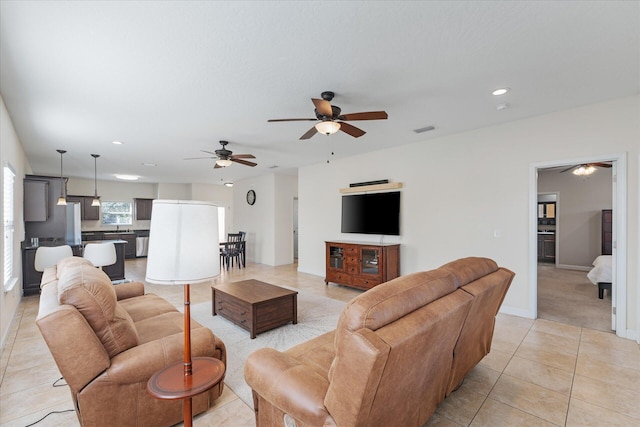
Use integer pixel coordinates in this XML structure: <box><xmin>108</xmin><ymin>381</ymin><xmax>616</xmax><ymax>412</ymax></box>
<box><xmin>537</xmin><ymin>234</ymin><xmax>556</xmax><ymax>263</ymax></box>
<box><xmin>24</xmin><ymin>179</ymin><xmax>49</xmax><ymax>222</ymax></box>
<box><xmin>325</xmin><ymin>241</ymin><xmax>400</xmax><ymax>290</ymax></box>
<box><xmin>134</xmin><ymin>198</ymin><xmax>154</xmax><ymax>220</ymax></box>
<box><xmin>22</xmin><ymin>244</ymin><xmax>82</xmax><ymax>295</ymax></box>
<box><xmin>103</xmin><ymin>233</ymin><xmax>136</xmax><ymax>258</ymax></box>
<box><xmin>67</xmin><ymin>195</ymin><xmax>100</xmax><ymax>220</ymax></box>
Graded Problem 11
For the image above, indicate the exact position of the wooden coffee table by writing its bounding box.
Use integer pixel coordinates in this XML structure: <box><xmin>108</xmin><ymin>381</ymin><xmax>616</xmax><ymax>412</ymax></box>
<box><xmin>212</xmin><ymin>279</ymin><xmax>297</xmax><ymax>339</ymax></box>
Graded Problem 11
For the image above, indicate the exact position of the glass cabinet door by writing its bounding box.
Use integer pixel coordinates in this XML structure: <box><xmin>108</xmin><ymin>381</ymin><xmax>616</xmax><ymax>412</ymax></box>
<box><xmin>361</xmin><ymin>248</ymin><xmax>380</xmax><ymax>275</ymax></box>
<box><xmin>329</xmin><ymin>246</ymin><xmax>344</xmax><ymax>269</ymax></box>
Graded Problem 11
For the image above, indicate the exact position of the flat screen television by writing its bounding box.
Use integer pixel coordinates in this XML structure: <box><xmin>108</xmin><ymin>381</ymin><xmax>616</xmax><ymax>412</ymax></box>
<box><xmin>341</xmin><ymin>191</ymin><xmax>400</xmax><ymax>235</ymax></box>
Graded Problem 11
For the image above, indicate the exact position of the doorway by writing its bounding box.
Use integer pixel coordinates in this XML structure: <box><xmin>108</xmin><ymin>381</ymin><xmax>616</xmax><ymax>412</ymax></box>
<box><xmin>530</xmin><ymin>153</ymin><xmax>627</xmax><ymax>337</ymax></box>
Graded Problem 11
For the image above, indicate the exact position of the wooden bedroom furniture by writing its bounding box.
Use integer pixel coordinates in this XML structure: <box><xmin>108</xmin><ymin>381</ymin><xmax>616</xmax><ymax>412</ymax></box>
<box><xmin>598</xmin><ymin>209</ymin><xmax>613</xmax><ymax>298</ymax></box>
<box><xmin>325</xmin><ymin>241</ymin><xmax>400</xmax><ymax>290</ymax></box>
<box><xmin>212</xmin><ymin>279</ymin><xmax>298</xmax><ymax>339</ymax></box>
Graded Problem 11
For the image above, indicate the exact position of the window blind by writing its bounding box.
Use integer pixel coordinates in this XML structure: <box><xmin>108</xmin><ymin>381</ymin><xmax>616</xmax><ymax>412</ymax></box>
<box><xmin>4</xmin><ymin>165</ymin><xmax>15</xmax><ymax>289</ymax></box>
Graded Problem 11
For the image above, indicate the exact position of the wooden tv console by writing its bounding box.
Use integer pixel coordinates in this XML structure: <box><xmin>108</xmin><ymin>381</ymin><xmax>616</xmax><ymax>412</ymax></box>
<box><xmin>325</xmin><ymin>241</ymin><xmax>400</xmax><ymax>290</ymax></box>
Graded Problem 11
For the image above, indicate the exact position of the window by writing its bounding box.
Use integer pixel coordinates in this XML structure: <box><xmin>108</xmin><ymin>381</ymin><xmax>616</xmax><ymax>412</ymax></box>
<box><xmin>101</xmin><ymin>201</ymin><xmax>133</xmax><ymax>225</ymax></box>
<box><xmin>4</xmin><ymin>164</ymin><xmax>16</xmax><ymax>291</ymax></box>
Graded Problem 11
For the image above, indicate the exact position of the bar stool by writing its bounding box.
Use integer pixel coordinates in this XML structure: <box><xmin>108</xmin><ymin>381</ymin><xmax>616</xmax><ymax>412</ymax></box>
<box><xmin>83</xmin><ymin>243</ymin><xmax>116</xmax><ymax>270</ymax></box>
<box><xmin>34</xmin><ymin>245</ymin><xmax>73</xmax><ymax>272</ymax></box>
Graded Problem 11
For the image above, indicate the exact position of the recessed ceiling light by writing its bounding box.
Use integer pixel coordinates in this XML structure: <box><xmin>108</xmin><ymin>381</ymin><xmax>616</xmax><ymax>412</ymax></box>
<box><xmin>141</xmin><ymin>163</ymin><xmax>156</xmax><ymax>167</ymax></box>
<box><xmin>112</xmin><ymin>141</ymin><xmax>124</xmax><ymax>145</ymax></box>
<box><xmin>224</xmin><ymin>182</ymin><xmax>233</xmax><ymax>187</ymax></box>
<box><xmin>492</xmin><ymin>88</ymin><xmax>510</xmax><ymax>96</ymax></box>
<box><xmin>115</xmin><ymin>174</ymin><xmax>139</xmax><ymax>181</ymax></box>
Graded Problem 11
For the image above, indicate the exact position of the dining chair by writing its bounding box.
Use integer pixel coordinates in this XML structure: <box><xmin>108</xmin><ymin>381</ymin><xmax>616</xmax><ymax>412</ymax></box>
<box><xmin>34</xmin><ymin>245</ymin><xmax>73</xmax><ymax>272</ymax></box>
<box><xmin>221</xmin><ymin>233</ymin><xmax>243</xmax><ymax>270</ymax></box>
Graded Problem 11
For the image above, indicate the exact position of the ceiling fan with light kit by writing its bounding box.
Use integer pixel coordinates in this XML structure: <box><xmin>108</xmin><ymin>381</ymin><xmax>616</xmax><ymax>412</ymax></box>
<box><xmin>268</xmin><ymin>91</ymin><xmax>388</xmax><ymax>140</ymax></box>
<box><xmin>184</xmin><ymin>140</ymin><xmax>257</xmax><ymax>168</ymax></box>
<box><xmin>560</xmin><ymin>162</ymin><xmax>612</xmax><ymax>176</ymax></box>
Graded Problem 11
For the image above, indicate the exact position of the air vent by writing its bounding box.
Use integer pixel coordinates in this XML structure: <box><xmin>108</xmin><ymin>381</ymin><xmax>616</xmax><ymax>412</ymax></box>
<box><xmin>268</xmin><ymin>165</ymin><xmax>279</xmax><ymax>169</ymax></box>
<box><xmin>413</xmin><ymin>126</ymin><xmax>435</xmax><ymax>134</ymax></box>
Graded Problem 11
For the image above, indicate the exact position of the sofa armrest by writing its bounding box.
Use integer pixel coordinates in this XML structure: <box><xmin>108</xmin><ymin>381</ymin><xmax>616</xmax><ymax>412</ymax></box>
<box><xmin>245</xmin><ymin>348</ymin><xmax>332</xmax><ymax>425</ymax></box>
<box><xmin>106</xmin><ymin>328</ymin><xmax>217</xmax><ymax>384</ymax></box>
<box><xmin>114</xmin><ymin>281</ymin><xmax>145</xmax><ymax>300</ymax></box>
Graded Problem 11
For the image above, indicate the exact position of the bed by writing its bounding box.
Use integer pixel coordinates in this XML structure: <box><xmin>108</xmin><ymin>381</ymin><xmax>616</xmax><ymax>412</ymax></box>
<box><xmin>587</xmin><ymin>255</ymin><xmax>612</xmax><ymax>299</ymax></box>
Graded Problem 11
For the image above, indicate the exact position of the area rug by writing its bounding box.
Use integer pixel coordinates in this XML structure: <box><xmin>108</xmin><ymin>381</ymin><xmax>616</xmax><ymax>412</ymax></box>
<box><xmin>190</xmin><ymin>290</ymin><xmax>346</xmax><ymax>408</ymax></box>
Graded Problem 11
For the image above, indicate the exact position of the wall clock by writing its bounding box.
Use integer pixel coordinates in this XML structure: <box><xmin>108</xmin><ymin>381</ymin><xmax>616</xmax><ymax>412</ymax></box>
<box><xmin>246</xmin><ymin>189</ymin><xmax>256</xmax><ymax>205</ymax></box>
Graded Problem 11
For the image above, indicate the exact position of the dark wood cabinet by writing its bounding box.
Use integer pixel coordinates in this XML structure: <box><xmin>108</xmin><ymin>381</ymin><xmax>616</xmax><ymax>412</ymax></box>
<box><xmin>134</xmin><ymin>198</ymin><xmax>154</xmax><ymax>220</ymax></box>
<box><xmin>325</xmin><ymin>241</ymin><xmax>400</xmax><ymax>290</ymax></box>
<box><xmin>602</xmin><ymin>209</ymin><xmax>612</xmax><ymax>255</ymax></box>
<box><xmin>24</xmin><ymin>179</ymin><xmax>49</xmax><ymax>222</ymax></box>
<box><xmin>103</xmin><ymin>233</ymin><xmax>136</xmax><ymax>258</ymax></box>
<box><xmin>67</xmin><ymin>195</ymin><xmax>100</xmax><ymax>220</ymax></box>
<box><xmin>537</xmin><ymin>234</ymin><xmax>556</xmax><ymax>262</ymax></box>
<box><xmin>100</xmin><ymin>242</ymin><xmax>126</xmax><ymax>281</ymax></box>
<box><xmin>22</xmin><ymin>245</ymin><xmax>82</xmax><ymax>295</ymax></box>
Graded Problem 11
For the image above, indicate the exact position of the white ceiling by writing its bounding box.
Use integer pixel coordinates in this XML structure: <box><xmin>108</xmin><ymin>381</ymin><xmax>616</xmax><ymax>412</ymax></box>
<box><xmin>1</xmin><ymin>1</ymin><xmax>638</xmax><ymax>185</ymax></box>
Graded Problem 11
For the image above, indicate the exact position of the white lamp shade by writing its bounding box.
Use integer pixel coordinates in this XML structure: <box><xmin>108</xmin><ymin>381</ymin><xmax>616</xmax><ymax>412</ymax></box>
<box><xmin>216</xmin><ymin>159</ymin><xmax>233</xmax><ymax>167</ymax></box>
<box><xmin>145</xmin><ymin>200</ymin><xmax>220</xmax><ymax>285</ymax></box>
<box><xmin>315</xmin><ymin>121</ymin><xmax>341</xmax><ymax>135</ymax></box>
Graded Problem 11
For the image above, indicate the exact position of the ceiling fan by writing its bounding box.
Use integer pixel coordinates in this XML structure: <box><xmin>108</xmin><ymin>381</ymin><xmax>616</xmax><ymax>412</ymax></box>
<box><xmin>560</xmin><ymin>162</ymin><xmax>612</xmax><ymax>176</ymax></box>
<box><xmin>184</xmin><ymin>140</ymin><xmax>257</xmax><ymax>168</ymax></box>
<box><xmin>268</xmin><ymin>91</ymin><xmax>388</xmax><ymax>140</ymax></box>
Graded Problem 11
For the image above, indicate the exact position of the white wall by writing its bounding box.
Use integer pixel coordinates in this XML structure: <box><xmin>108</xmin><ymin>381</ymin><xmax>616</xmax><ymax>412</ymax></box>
<box><xmin>0</xmin><ymin>94</ymin><xmax>31</xmax><ymax>349</ymax></box>
<box><xmin>538</xmin><ymin>167</ymin><xmax>612</xmax><ymax>268</ymax></box>
<box><xmin>298</xmin><ymin>96</ymin><xmax>639</xmax><ymax>337</ymax></box>
<box><xmin>234</xmin><ymin>173</ymin><xmax>298</xmax><ymax>266</ymax></box>
<box><xmin>191</xmin><ymin>183</ymin><xmax>233</xmax><ymax>235</ymax></box>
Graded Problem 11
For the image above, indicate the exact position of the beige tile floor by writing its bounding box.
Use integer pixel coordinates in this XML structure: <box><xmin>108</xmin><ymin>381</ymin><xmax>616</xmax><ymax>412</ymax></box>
<box><xmin>1</xmin><ymin>259</ymin><xmax>639</xmax><ymax>426</ymax></box>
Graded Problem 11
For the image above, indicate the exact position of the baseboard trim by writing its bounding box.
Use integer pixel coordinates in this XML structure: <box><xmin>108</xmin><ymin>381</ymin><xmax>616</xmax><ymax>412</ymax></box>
<box><xmin>499</xmin><ymin>305</ymin><xmax>534</xmax><ymax>319</ymax></box>
<box><xmin>556</xmin><ymin>264</ymin><xmax>591</xmax><ymax>272</ymax></box>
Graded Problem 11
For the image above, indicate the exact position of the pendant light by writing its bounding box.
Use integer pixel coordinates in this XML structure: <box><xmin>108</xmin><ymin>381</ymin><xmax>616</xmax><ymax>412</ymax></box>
<box><xmin>56</xmin><ymin>149</ymin><xmax>67</xmax><ymax>206</ymax></box>
<box><xmin>91</xmin><ymin>154</ymin><xmax>101</xmax><ymax>206</ymax></box>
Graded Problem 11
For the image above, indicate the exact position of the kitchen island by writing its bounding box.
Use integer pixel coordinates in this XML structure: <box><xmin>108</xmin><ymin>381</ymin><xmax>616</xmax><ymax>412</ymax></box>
<box><xmin>83</xmin><ymin>239</ymin><xmax>128</xmax><ymax>281</ymax></box>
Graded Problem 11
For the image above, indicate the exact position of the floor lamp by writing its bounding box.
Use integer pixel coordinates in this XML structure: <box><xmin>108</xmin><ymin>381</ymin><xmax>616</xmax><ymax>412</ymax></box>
<box><xmin>145</xmin><ymin>200</ymin><xmax>224</xmax><ymax>427</ymax></box>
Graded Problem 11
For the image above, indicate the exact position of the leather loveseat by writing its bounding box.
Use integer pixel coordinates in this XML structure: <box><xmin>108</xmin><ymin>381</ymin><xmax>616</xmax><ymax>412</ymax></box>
<box><xmin>244</xmin><ymin>257</ymin><xmax>514</xmax><ymax>427</ymax></box>
<box><xmin>36</xmin><ymin>257</ymin><xmax>226</xmax><ymax>427</ymax></box>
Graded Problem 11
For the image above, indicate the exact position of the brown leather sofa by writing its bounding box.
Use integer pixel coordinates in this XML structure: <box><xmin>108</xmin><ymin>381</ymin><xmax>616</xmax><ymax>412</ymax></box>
<box><xmin>36</xmin><ymin>257</ymin><xmax>226</xmax><ymax>427</ymax></box>
<box><xmin>244</xmin><ymin>257</ymin><xmax>514</xmax><ymax>427</ymax></box>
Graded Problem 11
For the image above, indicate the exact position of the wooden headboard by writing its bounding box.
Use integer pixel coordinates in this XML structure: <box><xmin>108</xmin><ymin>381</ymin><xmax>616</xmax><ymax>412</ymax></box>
<box><xmin>602</xmin><ymin>209</ymin><xmax>612</xmax><ymax>255</ymax></box>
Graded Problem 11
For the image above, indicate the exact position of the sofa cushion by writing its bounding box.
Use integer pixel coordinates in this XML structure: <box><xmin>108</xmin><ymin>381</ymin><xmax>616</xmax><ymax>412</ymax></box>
<box><xmin>58</xmin><ymin>264</ymin><xmax>138</xmax><ymax>357</ymax></box>
<box><xmin>439</xmin><ymin>257</ymin><xmax>498</xmax><ymax>287</ymax></box>
<box><xmin>56</xmin><ymin>256</ymin><xmax>94</xmax><ymax>278</ymax></box>
<box><xmin>338</xmin><ymin>269</ymin><xmax>457</xmax><ymax>333</ymax></box>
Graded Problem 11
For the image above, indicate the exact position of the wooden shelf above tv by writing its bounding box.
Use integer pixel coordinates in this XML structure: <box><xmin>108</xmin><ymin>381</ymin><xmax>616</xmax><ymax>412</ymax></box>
<box><xmin>339</xmin><ymin>182</ymin><xmax>403</xmax><ymax>194</ymax></box>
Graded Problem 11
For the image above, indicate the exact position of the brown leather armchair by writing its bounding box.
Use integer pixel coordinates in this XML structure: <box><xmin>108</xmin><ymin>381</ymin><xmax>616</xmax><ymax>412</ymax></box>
<box><xmin>245</xmin><ymin>257</ymin><xmax>514</xmax><ymax>426</ymax></box>
<box><xmin>36</xmin><ymin>257</ymin><xmax>226</xmax><ymax>427</ymax></box>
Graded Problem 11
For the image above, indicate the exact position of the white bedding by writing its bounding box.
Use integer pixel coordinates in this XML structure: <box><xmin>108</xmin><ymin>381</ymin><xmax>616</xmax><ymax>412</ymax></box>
<box><xmin>587</xmin><ymin>255</ymin><xmax>612</xmax><ymax>284</ymax></box>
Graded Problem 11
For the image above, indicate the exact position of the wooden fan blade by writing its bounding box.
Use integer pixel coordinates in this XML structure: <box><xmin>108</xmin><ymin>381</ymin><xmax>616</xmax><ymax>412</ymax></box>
<box><xmin>339</xmin><ymin>122</ymin><xmax>366</xmax><ymax>138</ymax></box>
<box><xmin>339</xmin><ymin>111</ymin><xmax>388</xmax><ymax>121</ymax></box>
<box><xmin>312</xmin><ymin>98</ymin><xmax>333</xmax><ymax>117</ymax></box>
<box><xmin>268</xmin><ymin>118</ymin><xmax>317</xmax><ymax>122</ymax></box>
<box><xmin>231</xmin><ymin>158</ymin><xmax>257</xmax><ymax>167</ymax></box>
<box><xmin>230</xmin><ymin>154</ymin><xmax>256</xmax><ymax>159</ymax></box>
<box><xmin>300</xmin><ymin>126</ymin><xmax>318</xmax><ymax>140</ymax></box>
<box><xmin>559</xmin><ymin>165</ymin><xmax>577</xmax><ymax>173</ymax></box>
<box><xmin>201</xmin><ymin>150</ymin><xmax>217</xmax><ymax>155</ymax></box>
<box><xmin>591</xmin><ymin>162</ymin><xmax>612</xmax><ymax>168</ymax></box>
<box><xmin>214</xmin><ymin>163</ymin><xmax>223</xmax><ymax>169</ymax></box>
<box><xmin>184</xmin><ymin>156</ymin><xmax>216</xmax><ymax>160</ymax></box>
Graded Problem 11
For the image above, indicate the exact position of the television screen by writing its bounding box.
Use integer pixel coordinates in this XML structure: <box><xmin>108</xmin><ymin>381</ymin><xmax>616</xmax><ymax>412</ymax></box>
<box><xmin>341</xmin><ymin>191</ymin><xmax>400</xmax><ymax>235</ymax></box>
